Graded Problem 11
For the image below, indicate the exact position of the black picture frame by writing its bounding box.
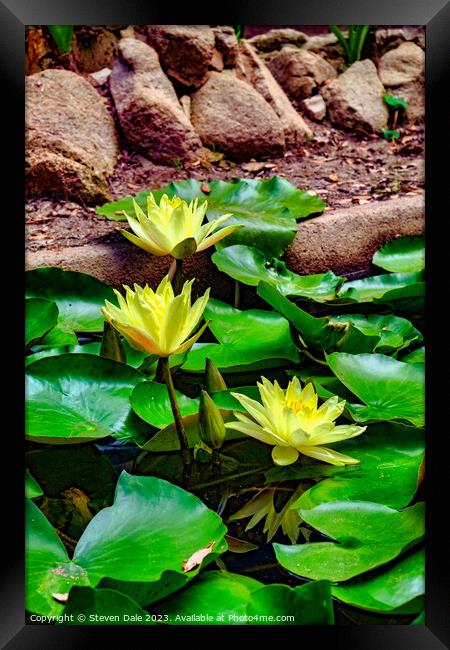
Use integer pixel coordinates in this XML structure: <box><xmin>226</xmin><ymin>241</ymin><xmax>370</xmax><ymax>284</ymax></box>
<box><xmin>7</xmin><ymin>0</ymin><xmax>450</xmax><ymax>646</ymax></box>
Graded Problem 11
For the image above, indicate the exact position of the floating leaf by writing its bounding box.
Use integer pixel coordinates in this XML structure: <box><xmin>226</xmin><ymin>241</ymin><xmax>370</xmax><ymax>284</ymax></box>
<box><xmin>131</xmin><ymin>381</ymin><xmax>199</xmax><ymax>430</ymax></box>
<box><xmin>26</xmin><ymin>354</ymin><xmax>148</xmax><ymax>443</ymax></box>
<box><xmin>62</xmin><ymin>587</ymin><xmax>150</xmax><ymax>624</ymax></box>
<box><xmin>373</xmin><ymin>236</ymin><xmax>424</xmax><ymax>273</ymax></box>
<box><xmin>337</xmin><ymin>271</ymin><xmax>424</xmax><ymax>306</ymax></box>
<box><xmin>25</xmin><ymin>298</ymin><xmax>58</xmax><ymax>348</ymax></box>
<box><xmin>212</xmin><ymin>245</ymin><xmax>342</xmax><ymax>301</ymax></box>
<box><xmin>247</xmin><ymin>581</ymin><xmax>334</xmax><ymax>625</ymax></box>
<box><xmin>96</xmin><ymin>177</ymin><xmax>325</xmax><ymax>257</ymax></box>
<box><xmin>26</xmin><ymin>268</ymin><xmax>115</xmax><ymax>333</ymax></box>
<box><xmin>401</xmin><ymin>347</ymin><xmax>425</xmax><ymax>365</ymax></box>
<box><xmin>25</xmin><ymin>470</ymin><xmax>43</xmax><ymax>500</ymax></box>
<box><xmin>331</xmin><ymin>548</ymin><xmax>424</xmax><ymax>614</ymax></box>
<box><xmin>289</xmin><ymin>423</ymin><xmax>424</xmax><ymax>509</ymax></box>
<box><xmin>274</xmin><ymin>501</ymin><xmax>424</xmax><ymax>582</ymax></box>
<box><xmin>326</xmin><ymin>352</ymin><xmax>424</xmax><ymax>426</ymax></box>
<box><xmin>26</xmin><ymin>473</ymin><xmax>227</xmax><ymax>616</ymax></box>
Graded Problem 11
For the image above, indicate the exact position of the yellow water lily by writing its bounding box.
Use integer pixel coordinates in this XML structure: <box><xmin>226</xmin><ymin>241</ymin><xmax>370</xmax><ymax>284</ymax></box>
<box><xmin>226</xmin><ymin>376</ymin><xmax>366</xmax><ymax>467</ymax></box>
<box><xmin>121</xmin><ymin>194</ymin><xmax>239</xmax><ymax>258</ymax></box>
<box><xmin>101</xmin><ymin>275</ymin><xmax>210</xmax><ymax>358</ymax></box>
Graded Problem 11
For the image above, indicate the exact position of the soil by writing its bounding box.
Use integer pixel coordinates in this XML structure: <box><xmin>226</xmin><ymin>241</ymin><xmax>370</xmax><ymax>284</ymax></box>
<box><xmin>26</xmin><ymin>116</ymin><xmax>424</xmax><ymax>253</ymax></box>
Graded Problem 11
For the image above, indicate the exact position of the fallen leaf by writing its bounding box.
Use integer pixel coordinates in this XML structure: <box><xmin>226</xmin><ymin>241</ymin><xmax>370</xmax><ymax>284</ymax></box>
<box><xmin>115</xmin><ymin>210</ymin><xmax>125</xmax><ymax>216</ymax></box>
<box><xmin>328</xmin><ymin>174</ymin><xmax>339</xmax><ymax>182</ymax></box>
<box><xmin>225</xmin><ymin>534</ymin><xmax>258</xmax><ymax>554</ymax></box>
<box><xmin>201</xmin><ymin>183</ymin><xmax>211</xmax><ymax>193</ymax></box>
<box><xmin>241</xmin><ymin>161</ymin><xmax>266</xmax><ymax>172</ymax></box>
<box><xmin>182</xmin><ymin>542</ymin><xmax>215</xmax><ymax>572</ymax></box>
<box><xmin>52</xmin><ymin>593</ymin><xmax>69</xmax><ymax>603</ymax></box>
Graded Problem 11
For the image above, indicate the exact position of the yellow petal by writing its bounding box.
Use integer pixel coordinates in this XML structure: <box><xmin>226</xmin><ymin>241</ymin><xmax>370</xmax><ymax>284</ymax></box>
<box><xmin>297</xmin><ymin>445</ymin><xmax>360</xmax><ymax>466</ymax></box>
<box><xmin>120</xmin><ymin>229</ymin><xmax>166</xmax><ymax>256</ymax></box>
<box><xmin>196</xmin><ymin>225</ymin><xmax>241</xmax><ymax>252</ymax></box>
<box><xmin>272</xmin><ymin>446</ymin><xmax>299</xmax><ymax>466</ymax></box>
<box><xmin>309</xmin><ymin>424</ymin><xmax>366</xmax><ymax>446</ymax></box>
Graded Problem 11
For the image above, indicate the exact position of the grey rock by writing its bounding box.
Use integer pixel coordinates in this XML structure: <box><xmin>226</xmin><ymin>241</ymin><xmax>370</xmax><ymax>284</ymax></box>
<box><xmin>142</xmin><ymin>25</ymin><xmax>215</xmax><ymax>88</ymax></box>
<box><xmin>26</xmin><ymin>69</ymin><xmax>119</xmax><ymax>203</ymax></box>
<box><xmin>378</xmin><ymin>43</ymin><xmax>424</xmax><ymax>121</ymax></box>
<box><xmin>302</xmin><ymin>33</ymin><xmax>346</xmax><ymax>73</ymax></box>
<box><xmin>268</xmin><ymin>47</ymin><xmax>337</xmax><ymax>100</ymax></box>
<box><xmin>301</xmin><ymin>95</ymin><xmax>327</xmax><ymax>121</ymax></box>
<box><xmin>248</xmin><ymin>28</ymin><xmax>308</xmax><ymax>52</ymax></box>
<box><xmin>110</xmin><ymin>38</ymin><xmax>203</xmax><ymax>164</ymax></box>
<box><xmin>236</xmin><ymin>40</ymin><xmax>313</xmax><ymax>146</ymax></box>
<box><xmin>190</xmin><ymin>70</ymin><xmax>285</xmax><ymax>160</ymax></box>
<box><xmin>212</xmin><ymin>26</ymin><xmax>239</xmax><ymax>66</ymax></box>
<box><xmin>321</xmin><ymin>59</ymin><xmax>389</xmax><ymax>133</ymax></box>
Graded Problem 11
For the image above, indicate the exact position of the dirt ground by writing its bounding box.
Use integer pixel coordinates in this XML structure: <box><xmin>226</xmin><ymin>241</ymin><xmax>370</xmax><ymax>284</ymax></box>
<box><xmin>26</xmin><ymin>116</ymin><xmax>424</xmax><ymax>253</ymax></box>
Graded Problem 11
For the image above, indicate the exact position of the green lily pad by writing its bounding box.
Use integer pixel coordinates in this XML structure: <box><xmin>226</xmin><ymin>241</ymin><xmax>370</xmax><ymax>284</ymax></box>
<box><xmin>26</xmin><ymin>268</ymin><xmax>115</xmax><ymax>333</ymax></box>
<box><xmin>274</xmin><ymin>501</ymin><xmax>424</xmax><ymax>582</ymax></box>
<box><xmin>32</xmin><ymin>325</ymin><xmax>79</xmax><ymax>350</ymax></box>
<box><xmin>131</xmin><ymin>381</ymin><xmax>199</xmax><ymax>429</ymax></box>
<box><xmin>96</xmin><ymin>177</ymin><xmax>325</xmax><ymax>257</ymax></box>
<box><xmin>25</xmin><ymin>340</ymin><xmax>151</xmax><ymax>369</ymax></box>
<box><xmin>291</xmin><ymin>423</ymin><xmax>424</xmax><ymax>509</ymax></box>
<box><xmin>151</xmin><ymin>572</ymin><xmax>333</xmax><ymax>625</ymax></box>
<box><xmin>151</xmin><ymin>571</ymin><xmax>261</xmax><ymax>624</ymax></box>
<box><xmin>26</xmin><ymin>473</ymin><xmax>227</xmax><ymax>616</ymax></box>
<box><xmin>401</xmin><ymin>347</ymin><xmax>425</xmax><ymax>364</ymax></box>
<box><xmin>331</xmin><ymin>548</ymin><xmax>424</xmax><ymax>614</ymax></box>
<box><xmin>62</xmin><ymin>587</ymin><xmax>150</xmax><ymax>624</ymax></box>
<box><xmin>25</xmin><ymin>470</ymin><xmax>43</xmax><ymax>499</ymax></box>
<box><xmin>326</xmin><ymin>352</ymin><xmax>424</xmax><ymax>427</ymax></box>
<box><xmin>373</xmin><ymin>236</ymin><xmax>424</xmax><ymax>273</ymax></box>
<box><xmin>212</xmin><ymin>245</ymin><xmax>342</xmax><ymax>301</ymax></box>
<box><xmin>337</xmin><ymin>271</ymin><xmax>424</xmax><ymax>305</ymax></box>
<box><xmin>26</xmin><ymin>354</ymin><xmax>148</xmax><ymax>443</ymax></box>
<box><xmin>247</xmin><ymin>581</ymin><xmax>334</xmax><ymax>625</ymax></box>
<box><xmin>182</xmin><ymin>343</ymin><xmax>295</xmax><ymax>373</ymax></box>
<box><xmin>329</xmin><ymin>313</ymin><xmax>422</xmax><ymax>354</ymax></box>
<box><xmin>26</xmin><ymin>499</ymin><xmax>90</xmax><ymax>617</ymax></box>
<box><xmin>26</xmin><ymin>298</ymin><xmax>59</xmax><ymax>348</ymax></box>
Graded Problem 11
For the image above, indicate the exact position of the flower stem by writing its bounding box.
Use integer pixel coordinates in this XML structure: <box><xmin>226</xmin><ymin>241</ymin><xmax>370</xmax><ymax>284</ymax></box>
<box><xmin>161</xmin><ymin>357</ymin><xmax>191</xmax><ymax>466</ymax></box>
<box><xmin>172</xmin><ymin>258</ymin><xmax>184</xmax><ymax>295</ymax></box>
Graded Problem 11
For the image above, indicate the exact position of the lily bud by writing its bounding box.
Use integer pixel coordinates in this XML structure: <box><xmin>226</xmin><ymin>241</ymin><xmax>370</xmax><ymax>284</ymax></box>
<box><xmin>205</xmin><ymin>357</ymin><xmax>227</xmax><ymax>393</ymax></box>
<box><xmin>199</xmin><ymin>390</ymin><xmax>226</xmax><ymax>450</ymax></box>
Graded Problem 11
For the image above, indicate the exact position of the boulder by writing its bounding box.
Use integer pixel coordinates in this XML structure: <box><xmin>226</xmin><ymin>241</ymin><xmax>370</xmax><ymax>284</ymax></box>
<box><xmin>301</xmin><ymin>95</ymin><xmax>327</xmax><ymax>121</ymax></box>
<box><xmin>236</xmin><ymin>40</ymin><xmax>313</xmax><ymax>145</ymax></box>
<box><xmin>26</xmin><ymin>69</ymin><xmax>119</xmax><ymax>203</ymax></box>
<box><xmin>72</xmin><ymin>26</ymin><xmax>119</xmax><ymax>72</ymax></box>
<box><xmin>248</xmin><ymin>28</ymin><xmax>308</xmax><ymax>52</ymax></box>
<box><xmin>302</xmin><ymin>33</ymin><xmax>346</xmax><ymax>73</ymax></box>
<box><xmin>109</xmin><ymin>38</ymin><xmax>203</xmax><ymax>164</ymax></box>
<box><xmin>268</xmin><ymin>47</ymin><xmax>337</xmax><ymax>100</ymax></box>
<box><xmin>373</xmin><ymin>27</ymin><xmax>425</xmax><ymax>57</ymax></box>
<box><xmin>378</xmin><ymin>43</ymin><xmax>424</xmax><ymax>121</ymax></box>
<box><xmin>140</xmin><ymin>25</ymin><xmax>215</xmax><ymax>88</ymax></box>
<box><xmin>321</xmin><ymin>59</ymin><xmax>389</xmax><ymax>133</ymax></box>
<box><xmin>212</xmin><ymin>26</ymin><xmax>239</xmax><ymax>66</ymax></box>
<box><xmin>190</xmin><ymin>70</ymin><xmax>285</xmax><ymax>160</ymax></box>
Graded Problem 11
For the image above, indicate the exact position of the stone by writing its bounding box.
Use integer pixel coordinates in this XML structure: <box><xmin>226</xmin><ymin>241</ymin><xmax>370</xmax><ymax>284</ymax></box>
<box><xmin>268</xmin><ymin>47</ymin><xmax>337</xmax><ymax>100</ymax></box>
<box><xmin>109</xmin><ymin>38</ymin><xmax>203</xmax><ymax>164</ymax></box>
<box><xmin>285</xmin><ymin>195</ymin><xmax>424</xmax><ymax>277</ymax></box>
<box><xmin>89</xmin><ymin>67</ymin><xmax>111</xmax><ymax>86</ymax></box>
<box><xmin>301</xmin><ymin>95</ymin><xmax>327</xmax><ymax>121</ymax></box>
<box><xmin>212</xmin><ymin>26</ymin><xmax>239</xmax><ymax>66</ymax></box>
<box><xmin>190</xmin><ymin>70</ymin><xmax>285</xmax><ymax>160</ymax></box>
<box><xmin>321</xmin><ymin>59</ymin><xmax>389</xmax><ymax>133</ymax></box>
<box><xmin>72</xmin><ymin>26</ymin><xmax>119</xmax><ymax>72</ymax></box>
<box><xmin>302</xmin><ymin>33</ymin><xmax>346</xmax><ymax>73</ymax></box>
<box><xmin>236</xmin><ymin>40</ymin><xmax>313</xmax><ymax>146</ymax></box>
<box><xmin>26</xmin><ymin>69</ymin><xmax>119</xmax><ymax>203</ymax></box>
<box><xmin>141</xmin><ymin>25</ymin><xmax>215</xmax><ymax>88</ymax></box>
<box><xmin>378</xmin><ymin>43</ymin><xmax>425</xmax><ymax>122</ymax></box>
<box><xmin>374</xmin><ymin>27</ymin><xmax>425</xmax><ymax>57</ymax></box>
<box><xmin>248</xmin><ymin>28</ymin><xmax>308</xmax><ymax>52</ymax></box>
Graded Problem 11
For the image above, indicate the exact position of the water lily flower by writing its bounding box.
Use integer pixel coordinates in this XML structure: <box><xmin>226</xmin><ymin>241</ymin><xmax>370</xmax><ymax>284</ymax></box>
<box><xmin>226</xmin><ymin>376</ymin><xmax>366</xmax><ymax>466</ymax></box>
<box><xmin>102</xmin><ymin>275</ymin><xmax>210</xmax><ymax>358</ymax></box>
<box><xmin>120</xmin><ymin>194</ymin><xmax>239</xmax><ymax>258</ymax></box>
